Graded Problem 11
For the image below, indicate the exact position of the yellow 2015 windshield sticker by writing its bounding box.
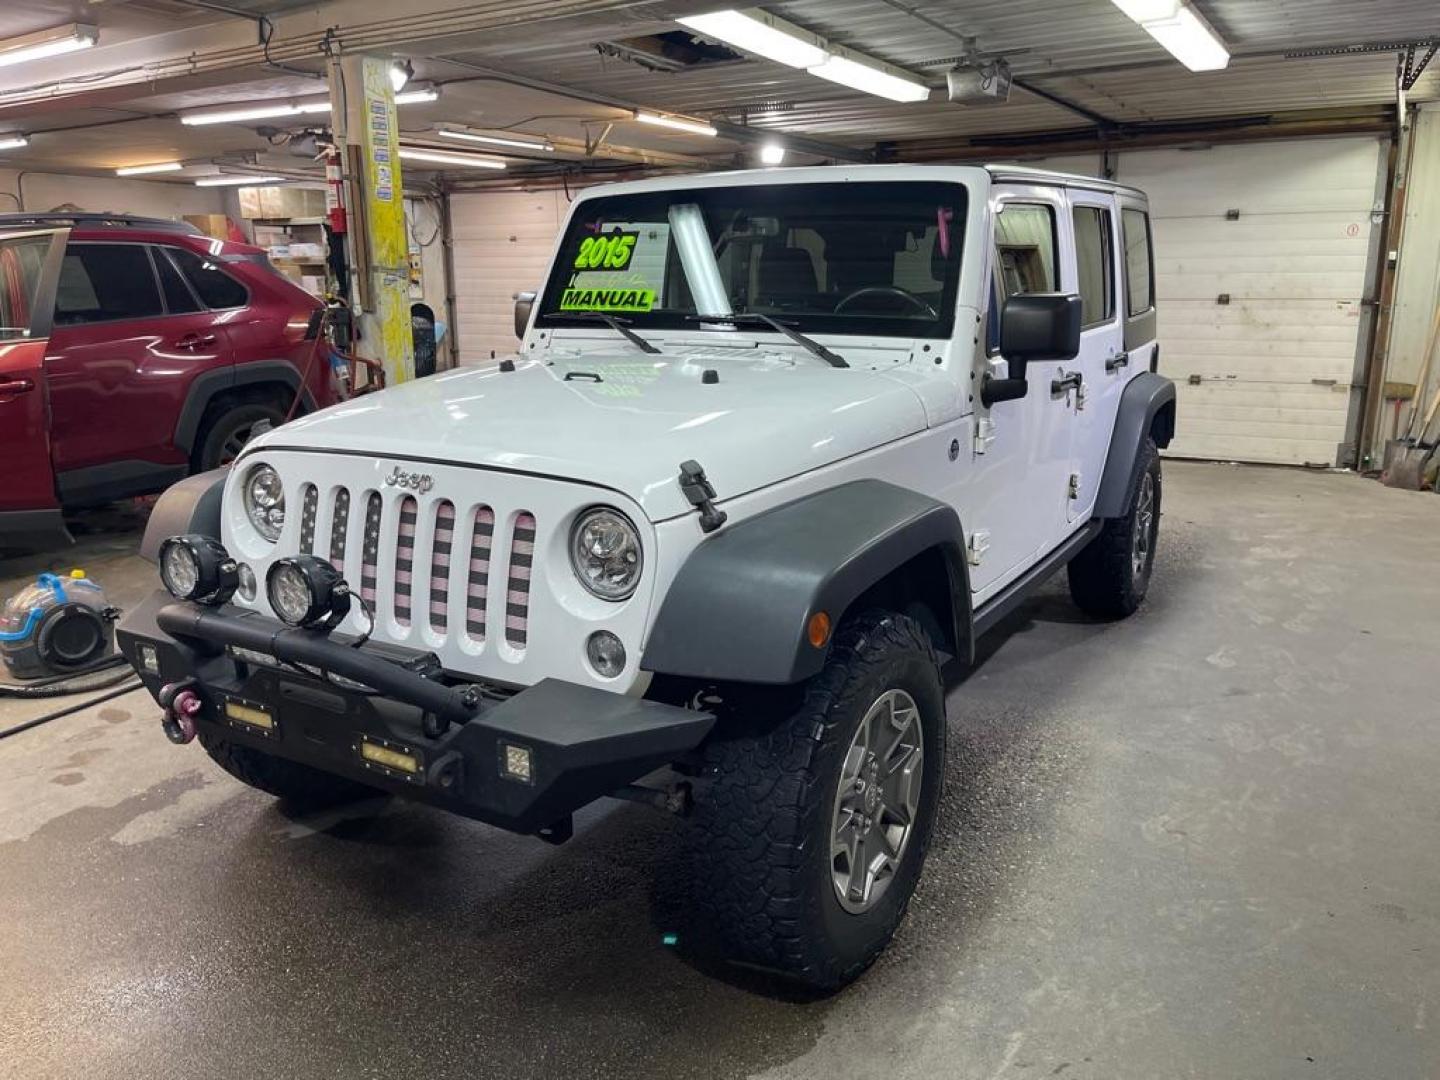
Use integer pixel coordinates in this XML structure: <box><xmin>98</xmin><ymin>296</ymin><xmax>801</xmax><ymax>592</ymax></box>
<box><xmin>574</xmin><ymin>232</ymin><xmax>638</xmax><ymax>270</ymax></box>
<box><xmin>559</xmin><ymin>287</ymin><xmax>655</xmax><ymax>313</ymax></box>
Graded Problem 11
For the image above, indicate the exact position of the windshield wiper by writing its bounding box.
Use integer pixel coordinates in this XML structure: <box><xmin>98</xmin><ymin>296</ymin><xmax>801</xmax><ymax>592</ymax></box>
<box><xmin>686</xmin><ymin>313</ymin><xmax>847</xmax><ymax>368</ymax></box>
<box><xmin>548</xmin><ymin>311</ymin><xmax>659</xmax><ymax>355</ymax></box>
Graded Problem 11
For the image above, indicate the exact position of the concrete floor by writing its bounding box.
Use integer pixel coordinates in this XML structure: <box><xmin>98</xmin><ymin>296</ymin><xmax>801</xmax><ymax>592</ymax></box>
<box><xmin>2</xmin><ymin>462</ymin><xmax>1438</xmax><ymax>1080</ymax></box>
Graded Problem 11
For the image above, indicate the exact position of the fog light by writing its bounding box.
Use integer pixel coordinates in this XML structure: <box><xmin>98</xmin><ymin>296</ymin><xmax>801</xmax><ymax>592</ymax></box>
<box><xmin>137</xmin><ymin>643</ymin><xmax>160</xmax><ymax>674</ymax></box>
<box><xmin>501</xmin><ymin>742</ymin><xmax>534</xmax><ymax>783</ymax></box>
<box><xmin>265</xmin><ymin>555</ymin><xmax>351</xmax><ymax>630</ymax></box>
<box><xmin>236</xmin><ymin>563</ymin><xmax>257</xmax><ymax>601</ymax></box>
<box><xmin>585</xmin><ymin>630</ymin><xmax>626</xmax><ymax>678</ymax></box>
<box><xmin>158</xmin><ymin>535</ymin><xmax>238</xmax><ymax>604</ymax></box>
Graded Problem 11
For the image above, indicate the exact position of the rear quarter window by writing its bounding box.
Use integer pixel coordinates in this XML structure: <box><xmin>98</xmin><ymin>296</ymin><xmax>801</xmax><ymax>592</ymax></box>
<box><xmin>167</xmin><ymin>246</ymin><xmax>248</xmax><ymax>309</ymax></box>
<box><xmin>1121</xmin><ymin>208</ymin><xmax>1154</xmax><ymax>315</ymax></box>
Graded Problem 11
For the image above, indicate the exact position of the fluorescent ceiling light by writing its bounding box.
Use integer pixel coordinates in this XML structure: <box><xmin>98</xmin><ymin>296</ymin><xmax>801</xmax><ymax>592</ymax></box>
<box><xmin>0</xmin><ymin>135</ymin><xmax>28</xmax><ymax>151</ymax></box>
<box><xmin>439</xmin><ymin>129</ymin><xmax>554</xmax><ymax>152</ymax></box>
<box><xmin>759</xmin><ymin>142</ymin><xmax>785</xmax><ymax>165</ymax></box>
<box><xmin>393</xmin><ymin>87</ymin><xmax>439</xmax><ymax>106</ymax></box>
<box><xmin>116</xmin><ymin>162</ymin><xmax>183</xmax><ymax>176</ymax></box>
<box><xmin>182</xmin><ymin>103</ymin><xmax>302</xmax><ymax>126</ymax></box>
<box><xmin>0</xmin><ymin>23</ymin><xmax>96</xmax><ymax>69</ymax></box>
<box><xmin>677</xmin><ymin>9</ymin><xmax>827</xmax><ymax>69</ymax></box>
<box><xmin>398</xmin><ymin>147</ymin><xmax>506</xmax><ymax>170</ymax></box>
<box><xmin>808</xmin><ymin>52</ymin><xmax>930</xmax><ymax>103</ymax></box>
<box><xmin>1110</xmin><ymin>0</ymin><xmax>1228</xmax><ymax>71</ymax></box>
<box><xmin>194</xmin><ymin>174</ymin><xmax>284</xmax><ymax>187</ymax></box>
<box><xmin>633</xmin><ymin>111</ymin><xmax>718</xmax><ymax>137</ymax></box>
<box><xmin>1110</xmin><ymin>0</ymin><xmax>1181</xmax><ymax>19</ymax></box>
<box><xmin>1140</xmin><ymin>6</ymin><xmax>1229</xmax><ymax>71</ymax></box>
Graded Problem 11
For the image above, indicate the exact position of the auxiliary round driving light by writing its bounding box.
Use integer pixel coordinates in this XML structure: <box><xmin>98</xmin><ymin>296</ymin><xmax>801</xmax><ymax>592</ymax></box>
<box><xmin>265</xmin><ymin>555</ymin><xmax>351</xmax><ymax>630</ymax></box>
<box><xmin>159</xmin><ymin>535</ymin><xmax>239</xmax><ymax>605</ymax></box>
<box><xmin>585</xmin><ymin>630</ymin><xmax>626</xmax><ymax>678</ymax></box>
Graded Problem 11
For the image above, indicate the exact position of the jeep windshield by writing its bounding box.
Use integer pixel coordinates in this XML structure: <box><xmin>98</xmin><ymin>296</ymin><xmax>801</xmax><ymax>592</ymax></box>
<box><xmin>535</xmin><ymin>180</ymin><xmax>966</xmax><ymax>341</ymax></box>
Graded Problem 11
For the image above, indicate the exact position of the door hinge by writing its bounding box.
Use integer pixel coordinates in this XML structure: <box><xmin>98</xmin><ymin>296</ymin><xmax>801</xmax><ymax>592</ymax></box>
<box><xmin>967</xmin><ymin>529</ymin><xmax>990</xmax><ymax>566</ymax></box>
<box><xmin>973</xmin><ymin>417</ymin><xmax>996</xmax><ymax>455</ymax></box>
<box><xmin>1068</xmin><ymin>473</ymin><xmax>1080</xmax><ymax>499</ymax></box>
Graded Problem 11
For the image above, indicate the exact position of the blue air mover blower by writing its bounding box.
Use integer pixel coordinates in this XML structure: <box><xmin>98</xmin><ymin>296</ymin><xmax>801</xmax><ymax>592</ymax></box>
<box><xmin>0</xmin><ymin>571</ymin><xmax>118</xmax><ymax>680</ymax></box>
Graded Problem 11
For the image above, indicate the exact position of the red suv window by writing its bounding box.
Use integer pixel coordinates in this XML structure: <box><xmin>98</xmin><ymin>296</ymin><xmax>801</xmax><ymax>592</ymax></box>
<box><xmin>55</xmin><ymin>244</ymin><xmax>163</xmax><ymax>325</ymax></box>
<box><xmin>166</xmin><ymin>246</ymin><xmax>248</xmax><ymax>309</ymax></box>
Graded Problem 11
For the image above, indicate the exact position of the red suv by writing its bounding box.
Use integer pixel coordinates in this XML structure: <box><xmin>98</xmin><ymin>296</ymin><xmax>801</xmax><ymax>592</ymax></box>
<box><xmin>0</xmin><ymin>213</ymin><xmax>334</xmax><ymax>551</ymax></box>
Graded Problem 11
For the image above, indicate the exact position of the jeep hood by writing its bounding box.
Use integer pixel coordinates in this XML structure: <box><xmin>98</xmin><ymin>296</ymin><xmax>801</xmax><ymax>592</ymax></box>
<box><xmin>253</xmin><ymin>345</ymin><xmax>929</xmax><ymax>521</ymax></box>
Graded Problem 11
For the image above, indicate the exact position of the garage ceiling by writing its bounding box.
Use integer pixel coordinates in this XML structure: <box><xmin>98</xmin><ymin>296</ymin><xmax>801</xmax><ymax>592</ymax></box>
<box><xmin>0</xmin><ymin>0</ymin><xmax>1435</xmax><ymax>181</ymax></box>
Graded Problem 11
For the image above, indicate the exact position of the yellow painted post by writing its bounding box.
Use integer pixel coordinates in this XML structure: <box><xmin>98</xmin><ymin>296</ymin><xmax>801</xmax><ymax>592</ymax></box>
<box><xmin>340</xmin><ymin>53</ymin><xmax>414</xmax><ymax>386</ymax></box>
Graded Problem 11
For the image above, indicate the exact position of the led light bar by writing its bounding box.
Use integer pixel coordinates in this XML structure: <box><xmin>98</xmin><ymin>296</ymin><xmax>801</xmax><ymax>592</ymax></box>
<box><xmin>1110</xmin><ymin>0</ymin><xmax>1229</xmax><ymax>71</ymax></box>
<box><xmin>759</xmin><ymin>142</ymin><xmax>786</xmax><ymax>165</ymax></box>
<box><xmin>677</xmin><ymin>9</ymin><xmax>826</xmax><ymax>69</ymax></box>
<box><xmin>0</xmin><ymin>23</ymin><xmax>96</xmax><ymax>69</ymax></box>
<box><xmin>116</xmin><ymin>162</ymin><xmax>183</xmax><ymax>177</ymax></box>
<box><xmin>438</xmin><ymin>129</ymin><xmax>554</xmax><ymax>152</ymax></box>
<box><xmin>0</xmin><ymin>135</ymin><xmax>28</xmax><ymax>151</ymax></box>
<box><xmin>194</xmin><ymin>174</ymin><xmax>284</xmax><ymax>187</ymax></box>
<box><xmin>398</xmin><ymin>147</ymin><xmax>506</xmax><ymax>170</ymax></box>
<box><xmin>633</xmin><ymin>111</ymin><xmax>718</xmax><ymax>137</ymax></box>
<box><xmin>809</xmin><ymin>51</ymin><xmax>930</xmax><ymax>103</ymax></box>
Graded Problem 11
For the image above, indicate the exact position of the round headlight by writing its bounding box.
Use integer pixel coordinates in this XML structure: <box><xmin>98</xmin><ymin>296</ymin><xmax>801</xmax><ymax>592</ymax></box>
<box><xmin>265</xmin><ymin>556</ymin><xmax>350</xmax><ymax>628</ymax></box>
<box><xmin>570</xmin><ymin>507</ymin><xmax>643</xmax><ymax>601</ymax></box>
<box><xmin>243</xmin><ymin>463</ymin><xmax>285</xmax><ymax>542</ymax></box>
<box><xmin>158</xmin><ymin>535</ymin><xmax>238</xmax><ymax>605</ymax></box>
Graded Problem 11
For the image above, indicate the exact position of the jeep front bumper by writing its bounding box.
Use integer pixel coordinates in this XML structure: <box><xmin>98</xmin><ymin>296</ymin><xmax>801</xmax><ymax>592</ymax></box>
<box><xmin>117</xmin><ymin>591</ymin><xmax>714</xmax><ymax>834</ymax></box>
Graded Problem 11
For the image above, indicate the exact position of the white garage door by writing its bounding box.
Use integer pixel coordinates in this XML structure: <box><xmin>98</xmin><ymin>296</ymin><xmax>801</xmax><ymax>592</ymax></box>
<box><xmin>449</xmin><ymin>189</ymin><xmax>569</xmax><ymax>364</ymax></box>
<box><xmin>1118</xmin><ymin>138</ymin><xmax>1384</xmax><ymax>466</ymax></box>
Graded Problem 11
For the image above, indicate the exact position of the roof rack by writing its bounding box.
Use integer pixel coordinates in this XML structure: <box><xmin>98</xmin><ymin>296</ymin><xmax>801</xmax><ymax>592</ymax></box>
<box><xmin>0</xmin><ymin>212</ymin><xmax>202</xmax><ymax>234</ymax></box>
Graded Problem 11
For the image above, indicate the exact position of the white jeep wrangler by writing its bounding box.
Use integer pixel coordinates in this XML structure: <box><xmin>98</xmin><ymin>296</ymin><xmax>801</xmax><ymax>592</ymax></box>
<box><xmin>121</xmin><ymin>164</ymin><xmax>1175</xmax><ymax>990</ymax></box>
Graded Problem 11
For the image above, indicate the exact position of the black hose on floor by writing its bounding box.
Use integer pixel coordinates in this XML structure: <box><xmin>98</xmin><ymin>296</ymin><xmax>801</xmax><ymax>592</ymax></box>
<box><xmin>0</xmin><ymin>655</ymin><xmax>134</xmax><ymax>699</ymax></box>
<box><xmin>0</xmin><ymin>680</ymin><xmax>145</xmax><ymax>741</ymax></box>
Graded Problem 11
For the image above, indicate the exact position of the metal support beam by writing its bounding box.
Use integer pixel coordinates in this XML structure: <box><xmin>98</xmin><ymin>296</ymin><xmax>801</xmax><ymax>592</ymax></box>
<box><xmin>334</xmin><ymin>53</ymin><xmax>414</xmax><ymax>387</ymax></box>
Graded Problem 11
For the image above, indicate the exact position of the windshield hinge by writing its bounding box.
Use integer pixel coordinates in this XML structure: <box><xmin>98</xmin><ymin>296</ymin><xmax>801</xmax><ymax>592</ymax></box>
<box><xmin>966</xmin><ymin>529</ymin><xmax>990</xmax><ymax>567</ymax></box>
<box><xmin>973</xmin><ymin>417</ymin><xmax>996</xmax><ymax>455</ymax></box>
<box><xmin>678</xmin><ymin>460</ymin><xmax>727</xmax><ymax>534</ymax></box>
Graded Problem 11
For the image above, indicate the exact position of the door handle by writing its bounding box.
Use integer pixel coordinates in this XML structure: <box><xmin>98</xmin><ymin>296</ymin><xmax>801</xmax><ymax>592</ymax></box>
<box><xmin>1051</xmin><ymin>371</ymin><xmax>1083</xmax><ymax>397</ymax></box>
<box><xmin>176</xmin><ymin>332</ymin><xmax>218</xmax><ymax>349</ymax></box>
<box><xmin>0</xmin><ymin>378</ymin><xmax>35</xmax><ymax>395</ymax></box>
<box><xmin>1105</xmin><ymin>351</ymin><xmax>1130</xmax><ymax>373</ymax></box>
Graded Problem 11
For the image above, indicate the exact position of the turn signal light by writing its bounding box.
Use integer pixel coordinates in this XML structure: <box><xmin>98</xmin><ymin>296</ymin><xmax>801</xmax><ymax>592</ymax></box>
<box><xmin>807</xmin><ymin>611</ymin><xmax>832</xmax><ymax>649</ymax></box>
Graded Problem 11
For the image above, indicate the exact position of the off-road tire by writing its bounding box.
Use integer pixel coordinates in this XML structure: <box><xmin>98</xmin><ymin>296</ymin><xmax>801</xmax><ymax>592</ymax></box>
<box><xmin>686</xmin><ymin>610</ymin><xmax>946</xmax><ymax>991</ymax></box>
<box><xmin>1068</xmin><ymin>436</ymin><xmax>1162</xmax><ymax>618</ymax></box>
<box><xmin>199</xmin><ymin>729</ymin><xmax>380</xmax><ymax>807</ymax></box>
<box><xmin>194</xmin><ymin>402</ymin><xmax>286</xmax><ymax>472</ymax></box>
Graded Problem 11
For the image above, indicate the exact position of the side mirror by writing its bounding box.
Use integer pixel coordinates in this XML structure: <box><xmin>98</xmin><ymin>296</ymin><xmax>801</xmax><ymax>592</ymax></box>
<box><xmin>983</xmin><ymin>293</ymin><xmax>1082</xmax><ymax>406</ymax></box>
<box><xmin>513</xmin><ymin>291</ymin><xmax>537</xmax><ymax>340</ymax></box>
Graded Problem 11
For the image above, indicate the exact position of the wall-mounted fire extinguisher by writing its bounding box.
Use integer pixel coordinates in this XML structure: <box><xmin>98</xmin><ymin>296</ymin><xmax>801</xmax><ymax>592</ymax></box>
<box><xmin>325</xmin><ymin>151</ymin><xmax>347</xmax><ymax>234</ymax></box>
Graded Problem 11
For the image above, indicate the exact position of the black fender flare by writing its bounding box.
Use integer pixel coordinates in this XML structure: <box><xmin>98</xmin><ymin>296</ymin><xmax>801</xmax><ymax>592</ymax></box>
<box><xmin>138</xmin><ymin>469</ymin><xmax>228</xmax><ymax>562</ymax></box>
<box><xmin>173</xmin><ymin>361</ymin><xmax>316</xmax><ymax>456</ymax></box>
<box><xmin>1094</xmin><ymin>372</ymin><xmax>1176</xmax><ymax>520</ymax></box>
<box><xmin>641</xmin><ymin>479</ymin><xmax>973</xmax><ymax>685</ymax></box>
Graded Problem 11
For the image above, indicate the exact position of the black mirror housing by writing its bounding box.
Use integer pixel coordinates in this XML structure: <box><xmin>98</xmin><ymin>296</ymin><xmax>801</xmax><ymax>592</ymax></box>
<box><xmin>999</xmin><ymin>293</ymin><xmax>1082</xmax><ymax>376</ymax></box>
<box><xmin>514</xmin><ymin>291</ymin><xmax>537</xmax><ymax>340</ymax></box>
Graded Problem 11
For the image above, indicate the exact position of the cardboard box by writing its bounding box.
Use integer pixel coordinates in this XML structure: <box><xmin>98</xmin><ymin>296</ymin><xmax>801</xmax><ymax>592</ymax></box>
<box><xmin>184</xmin><ymin>214</ymin><xmax>232</xmax><ymax>240</ymax></box>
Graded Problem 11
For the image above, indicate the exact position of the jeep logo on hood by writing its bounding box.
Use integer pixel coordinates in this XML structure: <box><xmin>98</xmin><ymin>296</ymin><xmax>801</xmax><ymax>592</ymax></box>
<box><xmin>384</xmin><ymin>466</ymin><xmax>434</xmax><ymax>494</ymax></box>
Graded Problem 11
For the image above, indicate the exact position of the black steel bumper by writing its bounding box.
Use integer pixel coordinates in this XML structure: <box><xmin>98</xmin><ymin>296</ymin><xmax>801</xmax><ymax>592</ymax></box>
<box><xmin>117</xmin><ymin>590</ymin><xmax>714</xmax><ymax>834</ymax></box>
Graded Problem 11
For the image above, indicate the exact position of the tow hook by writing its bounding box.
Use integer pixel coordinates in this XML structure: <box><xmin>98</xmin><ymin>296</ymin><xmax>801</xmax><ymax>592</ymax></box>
<box><xmin>158</xmin><ymin>681</ymin><xmax>203</xmax><ymax>745</ymax></box>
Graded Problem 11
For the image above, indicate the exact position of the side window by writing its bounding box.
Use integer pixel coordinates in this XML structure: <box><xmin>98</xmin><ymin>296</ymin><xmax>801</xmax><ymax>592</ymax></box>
<box><xmin>167</xmin><ymin>247</ymin><xmax>248</xmax><ymax>310</ymax></box>
<box><xmin>994</xmin><ymin>203</ymin><xmax>1058</xmax><ymax>299</ymax></box>
<box><xmin>153</xmin><ymin>247</ymin><xmax>201</xmax><ymax>314</ymax></box>
<box><xmin>1121</xmin><ymin>208</ymin><xmax>1154</xmax><ymax>316</ymax></box>
<box><xmin>54</xmin><ymin>244</ymin><xmax>163</xmax><ymax>325</ymax></box>
<box><xmin>1072</xmin><ymin>205</ymin><xmax>1115</xmax><ymax>327</ymax></box>
<box><xmin>0</xmin><ymin>235</ymin><xmax>51</xmax><ymax>340</ymax></box>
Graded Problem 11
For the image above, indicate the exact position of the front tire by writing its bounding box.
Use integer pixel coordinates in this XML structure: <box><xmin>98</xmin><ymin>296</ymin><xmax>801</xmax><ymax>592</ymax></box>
<box><xmin>685</xmin><ymin>611</ymin><xmax>946</xmax><ymax>990</ymax></box>
<box><xmin>1068</xmin><ymin>436</ymin><xmax>1162</xmax><ymax>618</ymax></box>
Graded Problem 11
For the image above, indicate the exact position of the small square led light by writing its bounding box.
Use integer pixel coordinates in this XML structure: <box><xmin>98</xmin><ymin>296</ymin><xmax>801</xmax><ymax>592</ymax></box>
<box><xmin>502</xmin><ymin>743</ymin><xmax>533</xmax><ymax>783</ymax></box>
<box><xmin>137</xmin><ymin>643</ymin><xmax>160</xmax><ymax>674</ymax></box>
